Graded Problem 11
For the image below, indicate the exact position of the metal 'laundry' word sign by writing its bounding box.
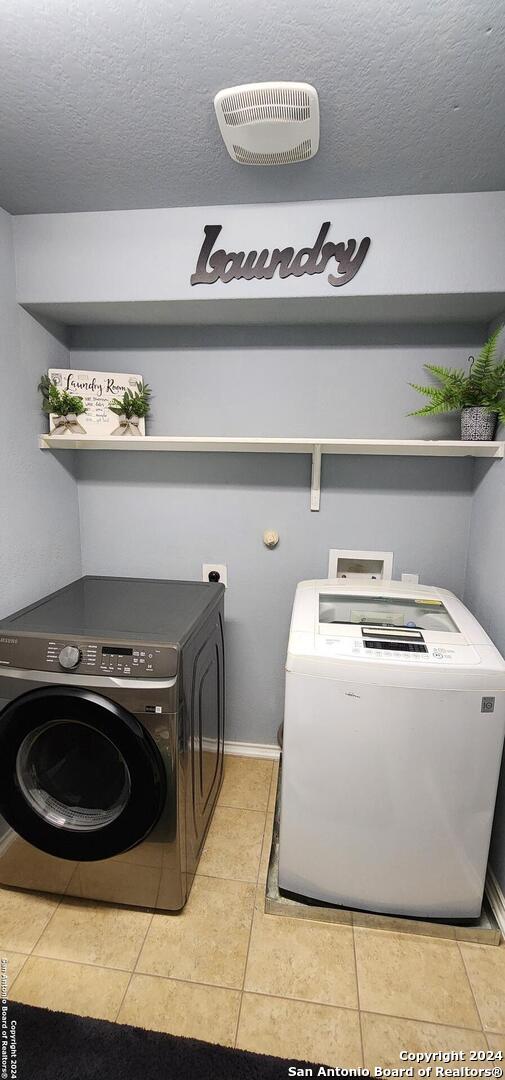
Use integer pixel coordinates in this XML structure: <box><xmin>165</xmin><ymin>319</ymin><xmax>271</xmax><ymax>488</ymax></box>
<box><xmin>190</xmin><ymin>222</ymin><xmax>371</xmax><ymax>288</ymax></box>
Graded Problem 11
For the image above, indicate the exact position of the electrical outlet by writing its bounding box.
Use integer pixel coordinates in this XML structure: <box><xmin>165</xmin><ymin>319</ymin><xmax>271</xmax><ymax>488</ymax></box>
<box><xmin>202</xmin><ymin>563</ymin><xmax>228</xmax><ymax>587</ymax></box>
<box><xmin>401</xmin><ymin>572</ymin><xmax>419</xmax><ymax>585</ymax></box>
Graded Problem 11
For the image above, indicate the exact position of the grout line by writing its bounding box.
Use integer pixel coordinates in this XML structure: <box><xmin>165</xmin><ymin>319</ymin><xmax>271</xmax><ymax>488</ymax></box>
<box><xmin>218</xmin><ymin>802</ymin><xmax>271</xmax><ymax>812</ymax></box>
<box><xmin>215</xmin><ymin>805</ymin><xmax>268</xmax><ymax>818</ymax></box>
<box><xmin>196</xmin><ymin>871</ymin><xmax>260</xmax><ymax>885</ymax></box>
<box><xmin>25</xmin><ymin>892</ymin><xmax>66</xmax><ymax>956</ymax></box>
<box><xmin>0</xmin><ymin>946</ymin><xmax>32</xmax><ymax>958</ymax></box>
<box><xmin>194</xmin><ymin>870</ymin><xmax>258</xmax><ymax>885</ymax></box>
<box><xmin>113</xmin><ymin>911</ymin><xmax>156</xmax><ymax>1022</ymax></box>
<box><xmin>351</xmin><ymin>925</ymin><xmax>365</xmax><ymax>1067</ymax></box>
<box><xmin>27</xmin><ymin>951</ymin><xmax>137</xmax><ymax>975</ymax></box>
<box><xmin>127</xmin><ymin>971</ymin><xmax>245</xmax><ymax>995</ymax></box>
<box><xmin>241</xmin><ymin>986</ymin><xmax>361</xmax><ymax>1014</ymax></box>
<box><xmin>237</xmin><ymin>991</ymin><xmax>490</xmax><ymax>1033</ymax></box>
<box><xmin>233</xmin><ymin>801</ymin><xmax>269</xmax><ymax>1047</ymax></box>
<box><xmin>457</xmin><ymin>940</ymin><xmax>486</xmax><ymax>1032</ymax></box>
<box><xmin>4</xmin><ymin>953</ymin><xmax>30</xmax><ymax>999</ymax></box>
<box><xmin>5</xmin><ymin>891</ymin><xmax>66</xmax><ymax>998</ymax></box>
<box><xmin>354</xmin><ymin>1003</ymin><xmax>486</xmax><ymax>1034</ymax></box>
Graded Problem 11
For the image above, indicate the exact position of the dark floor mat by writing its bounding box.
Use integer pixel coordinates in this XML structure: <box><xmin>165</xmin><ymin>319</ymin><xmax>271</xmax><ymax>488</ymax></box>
<box><xmin>7</xmin><ymin>1000</ymin><xmax>324</xmax><ymax>1079</ymax></box>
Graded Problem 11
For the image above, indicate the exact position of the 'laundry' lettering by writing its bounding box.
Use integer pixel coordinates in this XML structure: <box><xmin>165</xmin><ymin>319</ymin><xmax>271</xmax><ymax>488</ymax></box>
<box><xmin>190</xmin><ymin>223</ymin><xmax>371</xmax><ymax>288</ymax></box>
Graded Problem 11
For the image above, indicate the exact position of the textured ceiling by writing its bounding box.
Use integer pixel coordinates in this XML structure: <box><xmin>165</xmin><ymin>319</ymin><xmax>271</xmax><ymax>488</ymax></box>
<box><xmin>0</xmin><ymin>0</ymin><xmax>504</xmax><ymax>215</ymax></box>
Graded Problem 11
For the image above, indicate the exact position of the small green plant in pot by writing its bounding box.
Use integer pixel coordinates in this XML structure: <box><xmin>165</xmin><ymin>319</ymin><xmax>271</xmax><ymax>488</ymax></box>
<box><xmin>108</xmin><ymin>380</ymin><xmax>151</xmax><ymax>435</ymax></box>
<box><xmin>409</xmin><ymin>328</ymin><xmax>505</xmax><ymax>440</ymax></box>
<box><xmin>39</xmin><ymin>373</ymin><xmax>87</xmax><ymax>435</ymax></box>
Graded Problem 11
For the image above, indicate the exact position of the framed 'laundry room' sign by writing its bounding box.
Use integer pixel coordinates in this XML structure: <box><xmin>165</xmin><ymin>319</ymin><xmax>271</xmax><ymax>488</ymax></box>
<box><xmin>47</xmin><ymin>369</ymin><xmax>145</xmax><ymax>436</ymax></box>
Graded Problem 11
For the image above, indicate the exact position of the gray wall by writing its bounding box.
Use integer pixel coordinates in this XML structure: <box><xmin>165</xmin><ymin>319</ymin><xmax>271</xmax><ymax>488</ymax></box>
<box><xmin>464</xmin><ymin>326</ymin><xmax>505</xmax><ymax>892</ymax></box>
<box><xmin>72</xmin><ymin>324</ymin><xmax>480</xmax><ymax>745</ymax></box>
<box><xmin>0</xmin><ymin>207</ymin><xmax>81</xmax><ymax>618</ymax></box>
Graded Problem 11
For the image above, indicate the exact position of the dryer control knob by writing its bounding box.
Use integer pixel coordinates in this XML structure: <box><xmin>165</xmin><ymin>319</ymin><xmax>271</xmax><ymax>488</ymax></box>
<box><xmin>58</xmin><ymin>645</ymin><xmax>82</xmax><ymax>669</ymax></box>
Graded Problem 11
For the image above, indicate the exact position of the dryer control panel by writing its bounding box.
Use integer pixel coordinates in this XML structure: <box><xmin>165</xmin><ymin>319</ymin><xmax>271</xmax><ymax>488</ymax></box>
<box><xmin>0</xmin><ymin>635</ymin><xmax>178</xmax><ymax>678</ymax></box>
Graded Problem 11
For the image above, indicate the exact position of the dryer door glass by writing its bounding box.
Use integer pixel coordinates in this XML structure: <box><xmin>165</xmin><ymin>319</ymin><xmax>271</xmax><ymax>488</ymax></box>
<box><xmin>0</xmin><ymin>686</ymin><xmax>166</xmax><ymax>861</ymax></box>
<box><xmin>16</xmin><ymin>720</ymin><xmax>131</xmax><ymax>832</ymax></box>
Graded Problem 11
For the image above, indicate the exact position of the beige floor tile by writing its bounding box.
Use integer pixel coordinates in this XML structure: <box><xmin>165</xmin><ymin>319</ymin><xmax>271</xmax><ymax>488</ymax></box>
<box><xmin>219</xmin><ymin>756</ymin><xmax>273</xmax><ymax>811</ymax></box>
<box><xmin>460</xmin><ymin>943</ymin><xmax>505</xmax><ymax>1033</ymax></box>
<box><xmin>137</xmin><ymin>875</ymin><xmax>254</xmax><ymax>988</ymax></box>
<box><xmin>245</xmin><ymin>895</ymin><xmax>358</xmax><ymax>1008</ymax></box>
<box><xmin>1</xmin><ymin>951</ymin><xmax>29</xmax><ymax>992</ymax></box>
<box><xmin>10</xmin><ymin>956</ymin><xmax>130</xmax><ymax>1021</ymax></box>
<box><xmin>0</xmin><ymin>887</ymin><xmax>61</xmax><ymax>952</ymax></box>
<box><xmin>258</xmin><ymin>813</ymin><xmax>274</xmax><ymax>885</ymax></box>
<box><xmin>362</xmin><ymin>1011</ymin><xmax>487</xmax><ymax>1074</ymax></box>
<box><xmin>355</xmin><ymin>928</ymin><xmax>480</xmax><ymax>1028</ymax></box>
<box><xmin>198</xmin><ymin>806</ymin><xmax>265</xmax><ymax>883</ymax></box>
<box><xmin>487</xmin><ymin>1033</ymin><xmax>505</xmax><ymax>1051</ymax></box>
<box><xmin>33</xmin><ymin>897</ymin><xmax>152</xmax><ymax>970</ymax></box>
<box><xmin>118</xmin><ymin>973</ymin><xmax>240</xmax><ymax>1046</ymax></box>
<box><xmin>268</xmin><ymin>760</ymin><xmax>279</xmax><ymax>813</ymax></box>
<box><xmin>237</xmin><ymin>992</ymin><xmax>362</xmax><ymax>1066</ymax></box>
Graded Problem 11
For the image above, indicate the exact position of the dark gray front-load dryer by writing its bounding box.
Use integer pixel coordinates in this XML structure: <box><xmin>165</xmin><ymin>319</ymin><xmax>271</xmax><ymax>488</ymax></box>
<box><xmin>0</xmin><ymin>576</ymin><xmax>225</xmax><ymax>911</ymax></box>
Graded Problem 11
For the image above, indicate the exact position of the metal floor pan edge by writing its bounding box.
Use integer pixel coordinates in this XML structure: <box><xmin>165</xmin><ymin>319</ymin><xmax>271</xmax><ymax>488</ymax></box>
<box><xmin>266</xmin><ymin>763</ymin><xmax>501</xmax><ymax>946</ymax></box>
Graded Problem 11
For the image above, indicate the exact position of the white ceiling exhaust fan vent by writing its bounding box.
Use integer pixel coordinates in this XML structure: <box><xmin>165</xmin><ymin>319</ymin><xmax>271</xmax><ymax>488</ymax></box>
<box><xmin>214</xmin><ymin>82</ymin><xmax>319</xmax><ymax>165</ymax></box>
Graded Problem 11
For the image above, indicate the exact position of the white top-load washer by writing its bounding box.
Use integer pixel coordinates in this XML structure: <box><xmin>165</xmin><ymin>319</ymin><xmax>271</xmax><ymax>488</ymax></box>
<box><xmin>278</xmin><ymin>579</ymin><xmax>505</xmax><ymax>919</ymax></box>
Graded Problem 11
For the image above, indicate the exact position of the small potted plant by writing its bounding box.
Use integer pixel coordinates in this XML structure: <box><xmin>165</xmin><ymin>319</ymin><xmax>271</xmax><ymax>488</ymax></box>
<box><xmin>39</xmin><ymin>374</ymin><xmax>87</xmax><ymax>435</ymax></box>
<box><xmin>108</xmin><ymin>380</ymin><xmax>152</xmax><ymax>436</ymax></box>
<box><xmin>409</xmin><ymin>327</ymin><xmax>505</xmax><ymax>440</ymax></box>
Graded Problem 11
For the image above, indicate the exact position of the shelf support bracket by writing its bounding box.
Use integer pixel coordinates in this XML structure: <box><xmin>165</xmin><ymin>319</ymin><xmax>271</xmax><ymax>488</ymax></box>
<box><xmin>311</xmin><ymin>444</ymin><xmax>322</xmax><ymax>511</ymax></box>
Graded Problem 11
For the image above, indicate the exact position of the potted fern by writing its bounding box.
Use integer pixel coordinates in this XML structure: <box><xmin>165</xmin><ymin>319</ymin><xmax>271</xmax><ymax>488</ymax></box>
<box><xmin>39</xmin><ymin>374</ymin><xmax>87</xmax><ymax>435</ymax></box>
<box><xmin>409</xmin><ymin>327</ymin><xmax>505</xmax><ymax>440</ymax></box>
<box><xmin>108</xmin><ymin>381</ymin><xmax>152</xmax><ymax>436</ymax></box>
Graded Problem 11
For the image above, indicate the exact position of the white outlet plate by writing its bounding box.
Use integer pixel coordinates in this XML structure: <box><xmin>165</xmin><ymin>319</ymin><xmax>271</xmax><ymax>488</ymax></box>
<box><xmin>401</xmin><ymin>572</ymin><xmax>420</xmax><ymax>585</ymax></box>
<box><xmin>203</xmin><ymin>563</ymin><xmax>228</xmax><ymax>587</ymax></box>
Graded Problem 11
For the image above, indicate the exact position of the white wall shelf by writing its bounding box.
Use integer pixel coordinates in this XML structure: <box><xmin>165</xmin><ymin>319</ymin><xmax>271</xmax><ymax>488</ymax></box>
<box><xmin>39</xmin><ymin>435</ymin><xmax>505</xmax><ymax>512</ymax></box>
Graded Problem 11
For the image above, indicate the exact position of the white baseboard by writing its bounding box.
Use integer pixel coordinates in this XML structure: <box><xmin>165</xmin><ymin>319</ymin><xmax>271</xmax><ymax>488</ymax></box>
<box><xmin>485</xmin><ymin>867</ymin><xmax>505</xmax><ymax>937</ymax></box>
<box><xmin>224</xmin><ymin>739</ymin><xmax>280</xmax><ymax>760</ymax></box>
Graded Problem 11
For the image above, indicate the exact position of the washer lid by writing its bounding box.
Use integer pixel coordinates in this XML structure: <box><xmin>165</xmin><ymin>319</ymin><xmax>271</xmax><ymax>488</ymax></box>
<box><xmin>318</xmin><ymin>592</ymin><xmax>460</xmax><ymax>634</ymax></box>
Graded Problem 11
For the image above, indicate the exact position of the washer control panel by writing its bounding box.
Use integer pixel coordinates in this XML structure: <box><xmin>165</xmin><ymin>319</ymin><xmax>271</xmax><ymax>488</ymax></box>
<box><xmin>316</xmin><ymin>636</ymin><xmax>467</xmax><ymax>665</ymax></box>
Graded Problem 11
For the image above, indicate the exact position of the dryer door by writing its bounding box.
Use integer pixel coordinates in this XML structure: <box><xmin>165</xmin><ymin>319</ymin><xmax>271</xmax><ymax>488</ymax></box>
<box><xmin>0</xmin><ymin>686</ymin><xmax>166</xmax><ymax>861</ymax></box>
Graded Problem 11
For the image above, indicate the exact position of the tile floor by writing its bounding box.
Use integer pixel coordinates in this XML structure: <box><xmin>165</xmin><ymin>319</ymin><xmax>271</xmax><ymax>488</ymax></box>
<box><xmin>2</xmin><ymin>755</ymin><xmax>505</xmax><ymax>1066</ymax></box>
